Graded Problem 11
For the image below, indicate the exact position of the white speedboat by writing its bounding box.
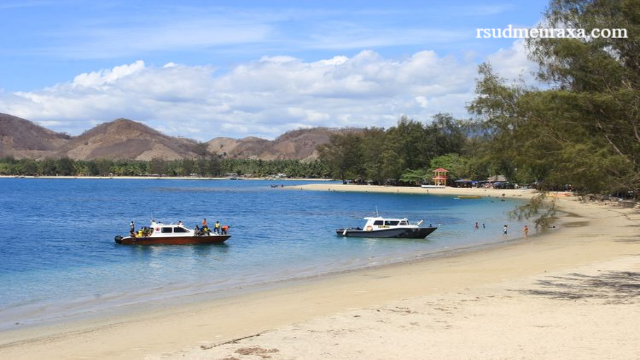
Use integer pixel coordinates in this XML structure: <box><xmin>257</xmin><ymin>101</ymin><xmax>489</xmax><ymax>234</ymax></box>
<box><xmin>115</xmin><ymin>221</ymin><xmax>230</xmax><ymax>245</ymax></box>
<box><xmin>336</xmin><ymin>216</ymin><xmax>437</xmax><ymax>239</ymax></box>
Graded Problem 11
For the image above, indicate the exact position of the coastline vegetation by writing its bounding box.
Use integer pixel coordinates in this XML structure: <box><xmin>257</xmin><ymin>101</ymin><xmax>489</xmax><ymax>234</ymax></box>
<box><xmin>0</xmin><ymin>156</ymin><xmax>329</xmax><ymax>179</ymax></box>
<box><xmin>319</xmin><ymin>0</ymin><xmax>639</xmax><ymax>199</ymax></box>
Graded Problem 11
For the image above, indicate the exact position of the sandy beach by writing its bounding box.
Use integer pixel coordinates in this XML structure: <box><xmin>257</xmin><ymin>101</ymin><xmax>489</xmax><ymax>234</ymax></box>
<box><xmin>0</xmin><ymin>186</ymin><xmax>638</xmax><ymax>359</ymax></box>
<box><xmin>287</xmin><ymin>183</ymin><xmax>542</xmax><ymax>199</ymax></box>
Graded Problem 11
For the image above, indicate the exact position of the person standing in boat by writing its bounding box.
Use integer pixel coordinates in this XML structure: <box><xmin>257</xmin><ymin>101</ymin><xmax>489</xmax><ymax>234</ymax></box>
<box><xmin>130</xmin><ymin>221</ymin><xmax>135</xmax><ymax>236</ymax></box>
<box><xmin>202</xmin><ymin>218</ymin><xmax>212</xmax><ymax>235</ymax></box>
<box><xmin>221</xmin><ymin>225</ymin><xmax>229</xmax><ymax>235</ymax></box>
<box><xmin>214</xmin><ymin>221</ymin><xmax>221</xmax><ymax>234</ymax></box>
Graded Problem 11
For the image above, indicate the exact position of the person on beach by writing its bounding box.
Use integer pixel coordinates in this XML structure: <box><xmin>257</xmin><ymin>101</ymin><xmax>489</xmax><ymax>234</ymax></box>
<box><xmin>503</xmin><ymin>225</ymin><xmax>508</xmax><ymax>235</ymax></box>
<box><xmin>475</xmin><ymin>222</ymin><xmax>479</xmax><ymax>229</ymax></box>
<box><xmin>524</xmin><ymin>225</ymin><xmax>529</xmax><ymax>237</ymax></box>
<box><xmin>482</xmin><ymin>223</ymin><xmax>486</xmax><ymax>229</ymax></box>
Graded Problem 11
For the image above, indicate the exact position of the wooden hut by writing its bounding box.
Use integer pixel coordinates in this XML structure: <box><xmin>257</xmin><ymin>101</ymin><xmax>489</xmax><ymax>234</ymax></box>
<box><xmin>432</xmin><ymin>168</ymin><xmax>449</xmax><ymax>186</ymax></box>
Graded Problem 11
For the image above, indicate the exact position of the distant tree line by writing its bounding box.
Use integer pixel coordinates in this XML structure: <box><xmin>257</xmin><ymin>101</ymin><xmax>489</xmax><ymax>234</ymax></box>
<box><xmin>317</xmin><ymin>114</ymin><xmax>493</xmax><ymax>185</ymax></box>
<box><xmin>0</xmin><ymin>156</ymin><xmax>330</xmax><ymax>178</ymax></box>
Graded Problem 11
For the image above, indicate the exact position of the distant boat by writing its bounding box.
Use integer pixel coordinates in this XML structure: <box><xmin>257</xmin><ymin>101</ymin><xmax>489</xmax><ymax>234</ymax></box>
<box><xmin>115</xmin><ymin>221</ymin><xmax>230</xmax><ymax>245</ymax></box>
<box><xmin>336</xmin><ymin>216</ymin><xmax>437</xmax><ymax>239</ymax></box>
<box><xmin>456</xmin><ymin>195</ymin><xmax>482</xmax><ymax>199</ymax></box>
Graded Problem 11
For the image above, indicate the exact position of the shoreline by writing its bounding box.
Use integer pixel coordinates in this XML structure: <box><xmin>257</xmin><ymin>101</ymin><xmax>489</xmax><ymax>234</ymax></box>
<box><xmin>287</xmin><ymin>183</ymin><xmax>541</xmax><ymax>199</ymax></box>
<box><xmin>0</xmin><ymin>217</ymin><xmax>548</xmax><ymax>333</ymax></box>
<box><xmin>0</xmin><ymin>191</ymin><xmax>638</xmax><ymax>358</ymax></box>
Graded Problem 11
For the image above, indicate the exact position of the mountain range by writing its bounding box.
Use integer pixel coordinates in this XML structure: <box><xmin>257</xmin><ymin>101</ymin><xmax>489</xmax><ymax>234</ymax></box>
<box><xmin>0</xmin><ymin>113</ymin><xmax>359</xmax><ymax>161</ymax></box>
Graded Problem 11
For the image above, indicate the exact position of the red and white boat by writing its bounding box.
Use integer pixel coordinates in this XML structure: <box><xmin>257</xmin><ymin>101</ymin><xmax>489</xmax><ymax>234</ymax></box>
<box><xmin>115</xmin><ymin>221</ymin><xmax>230</xmax><ymax>245</ymax></box>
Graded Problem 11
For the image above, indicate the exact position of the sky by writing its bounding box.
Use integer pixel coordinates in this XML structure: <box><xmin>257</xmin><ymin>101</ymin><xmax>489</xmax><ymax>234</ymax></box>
<box><xmin>0</xmin><ymin>0</ymin><xmax>549</xmax><ymax>140</ymax></box>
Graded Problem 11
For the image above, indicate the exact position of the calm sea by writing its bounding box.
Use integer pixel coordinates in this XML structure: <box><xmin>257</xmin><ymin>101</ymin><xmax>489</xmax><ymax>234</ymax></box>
<box><xmin>0</xmin><ymin>178</ymin><xmax>527</xmax><ymax>329</ymax></box>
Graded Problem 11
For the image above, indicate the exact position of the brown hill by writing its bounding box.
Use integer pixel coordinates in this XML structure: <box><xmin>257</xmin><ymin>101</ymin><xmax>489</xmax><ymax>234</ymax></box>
<box><xmin>59</xmin><ymin>119</ymin><xmax>202</xmax><ymax>160</ymax></box>
<box><xmin>0</xmin><ymin>113</ymin><xmax>71</xmax><ymax>159</ymax></box>
<box><xmin>1</xmin><ymin>113</ymin><xmax>362</xmax><ymax>161</ymax></box>
<box><xmin>207</xmin><ymin>127</ymin><xmax>362</xmax><ymax>161</ymax></box>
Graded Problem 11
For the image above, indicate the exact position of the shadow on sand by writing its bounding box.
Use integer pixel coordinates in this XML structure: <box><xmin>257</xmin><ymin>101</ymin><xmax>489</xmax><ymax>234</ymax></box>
<box><xmin>515</xmin><ymin>270</ymin><xmax>640</xmax><ymax>304</ymax></box>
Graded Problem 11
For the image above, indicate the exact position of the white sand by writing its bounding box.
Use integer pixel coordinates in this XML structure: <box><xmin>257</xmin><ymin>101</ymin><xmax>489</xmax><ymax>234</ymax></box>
<box><xmin>1</xmin><ymin>187</ymin><xmax>638</xmax><ymax>360</ymax></box>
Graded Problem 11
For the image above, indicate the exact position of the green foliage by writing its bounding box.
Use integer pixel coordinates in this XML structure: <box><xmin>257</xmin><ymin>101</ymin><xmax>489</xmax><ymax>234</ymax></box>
<box><xmin>428</xmin><ymin>153</ymin><xmax>470</xmax><ymax>181</ymax></box>
<box><xmin>399</xmin><ymin>169</ymin><xmax>428</xmax><ymax>185</ymax></box>
<box><xmin>465</xmin><ymin>0</ymin><xmax>640</xmax><ymax>226</ymax></box>
<box><xmin>317</xmin><ymin>133</ymin><xmax>364</xmax><ymax>180</ymax></box>
<box><xmin>149</xmin><ymin>158</ymin><xmax>167</xmax><ymax>175</ymax></box>
<box><xmin>0</xmin><ymin>157</ymin><xmax>329</xmax><ymax>179</ymax></box>
<box><xmin>0</xmin><ymin>162</ymin><xmax>11</xmax><ymax>175</ymax></box>
<box><xmin>318</xmin><ymin>114</ymin><xmax>469</xmax><ymax>182</ymax></box>
<box><xmin>56</xmin><ymin>157</ymin><xmax>75</xmax><ymax>176</ymax></box>
<box><xmin>468</xmin><ymin>0</ymin><xmax>640</xmax><ymax>194</ymax></box>
<box><xmin>39</xmin><ymin>158</ymin><xmax>57</xmax><ymax>176</ymax></box>
<box><xmin>509</xmin><ymin>193</ymin><xmax>557</xmax><ymax>229</ymax></box>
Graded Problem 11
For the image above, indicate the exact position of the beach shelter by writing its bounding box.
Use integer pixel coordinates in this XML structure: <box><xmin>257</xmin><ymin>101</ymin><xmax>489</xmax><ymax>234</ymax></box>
<box><xmin>454</xmin><ymin>179</ymin><xmax>473</xmax><ymax>188</ymax></box>
<box><xmin>432</xmin><ymin>168</ymin><xmax>449</xmax><ymax>186</ymax></box>
<box><xmin>486</xmin><ymin>175</ymin><xmax>507</xmax><ymax>183</ymax></box>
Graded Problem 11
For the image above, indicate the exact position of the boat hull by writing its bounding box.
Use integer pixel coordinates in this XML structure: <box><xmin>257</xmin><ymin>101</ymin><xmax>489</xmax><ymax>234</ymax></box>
<box><xmin>115</xmin><ymin>234</ymin><xmax>230</xmax><ymax>245</ymax></box>
<box><xmin>335</xmin><ymin>227</ymin><xmax>436</xmax><ymax>239</ymax></box>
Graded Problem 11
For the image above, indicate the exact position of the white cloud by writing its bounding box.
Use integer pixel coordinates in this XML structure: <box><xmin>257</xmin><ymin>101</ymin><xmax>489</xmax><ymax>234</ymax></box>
<box><xmin>415</xmin><ymin>96</ymin><xmax>429</xmax><ymax>108</ymax></box>
<box><xmin>72</xmin><ymin>60</ymin><xmax>146</xmax><ymax>87</ymax></box>
<box><xmin>1</xmin><ymin>42</ymin><xmax>538</xmax><ymax>140</ymax></box>
<box><xmin>485</xmin><ymin>39</ymin><xmax>539</xmax><ymax>84</ymax></box>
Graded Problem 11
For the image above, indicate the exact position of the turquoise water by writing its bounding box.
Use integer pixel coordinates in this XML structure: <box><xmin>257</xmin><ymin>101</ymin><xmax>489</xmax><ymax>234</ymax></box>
<box><xmin>0</xmin><ymin>179</ymin><xmax>527</xmax><ymax>329</ymax></box>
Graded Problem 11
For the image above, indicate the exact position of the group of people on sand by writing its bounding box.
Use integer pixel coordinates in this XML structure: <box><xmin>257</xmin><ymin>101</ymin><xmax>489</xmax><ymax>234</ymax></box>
<box><xmin>473</xmin><ymin>221</ymin><xmax>529</xmax><ymax>237</ymax></box>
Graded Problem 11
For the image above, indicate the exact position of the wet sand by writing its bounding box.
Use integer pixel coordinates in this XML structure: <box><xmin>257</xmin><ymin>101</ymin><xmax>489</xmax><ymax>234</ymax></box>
<box><xmin>0</xmin><ymin>188</ymin><xmax>638</xmax><ymax>359</ymax></box>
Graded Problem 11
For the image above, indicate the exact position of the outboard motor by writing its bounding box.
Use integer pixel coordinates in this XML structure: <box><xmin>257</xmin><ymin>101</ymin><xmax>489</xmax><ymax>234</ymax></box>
<box><xmin>114</xmin><ymin>235</ymin><xmax>123</xmax><ymax>244</ymax></box>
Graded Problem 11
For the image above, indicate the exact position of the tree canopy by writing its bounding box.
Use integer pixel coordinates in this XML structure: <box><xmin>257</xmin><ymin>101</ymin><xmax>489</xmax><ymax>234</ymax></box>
<box><xmin>318</xmin><ymin>114</ymin><xmax>473</xmax><ymax>184</ymax></box>
<box><xmin>469</xmin><ymin>0</ymin><xmax>639</xmax><ymax>194</ymax></box>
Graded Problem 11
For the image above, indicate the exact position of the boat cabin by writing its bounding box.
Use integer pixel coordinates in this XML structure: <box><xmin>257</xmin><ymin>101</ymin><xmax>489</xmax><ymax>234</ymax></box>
<box><xmin>146</xmin><ymin>221</ymin><xmax>195</xmax><ymax>237</ymax></box>
<box><xmin>363</xmin><ymin>216</ymin><xmax>415</xmax><ymax>230</ymax></box>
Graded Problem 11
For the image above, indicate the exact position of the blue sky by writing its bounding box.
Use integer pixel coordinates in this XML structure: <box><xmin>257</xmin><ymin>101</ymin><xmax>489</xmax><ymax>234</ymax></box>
<box><xmin>0</xmin><ymin>0</ymin><xmax>549</xmax><ymax>139</ymax></box>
